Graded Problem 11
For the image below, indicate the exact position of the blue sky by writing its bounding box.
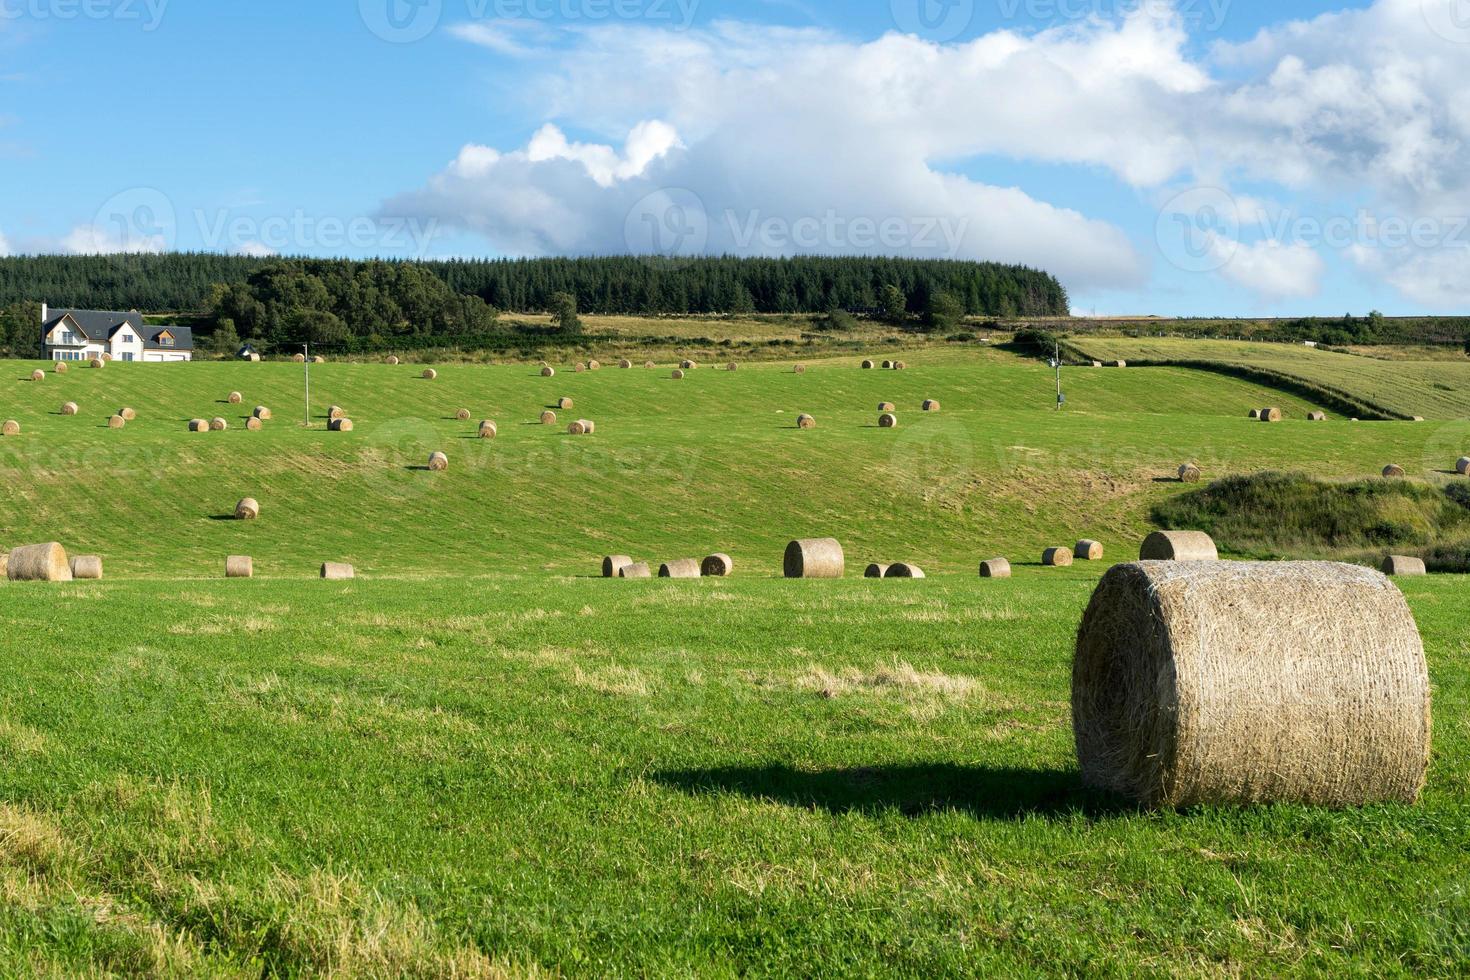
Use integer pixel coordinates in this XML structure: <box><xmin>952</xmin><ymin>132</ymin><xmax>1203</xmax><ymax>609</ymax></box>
<box><xmin>2</xmin><ymin>0</ymin><xmax>1467</xmax><ymax>317</ymax></box>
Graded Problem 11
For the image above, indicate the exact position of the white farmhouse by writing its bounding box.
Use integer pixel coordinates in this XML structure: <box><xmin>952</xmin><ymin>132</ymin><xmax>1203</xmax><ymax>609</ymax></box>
<box><xmin>41</xmin><ymin>304</ymin><xmax>194</xmax><ymax>363</ymax></box>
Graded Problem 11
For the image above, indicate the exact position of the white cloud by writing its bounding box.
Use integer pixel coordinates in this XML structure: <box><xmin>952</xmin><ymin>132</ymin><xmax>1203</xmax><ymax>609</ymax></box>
<box><xmin>60</xmin><ymin>224</ymin><xmax>167</xmax><ymax>255</ymax></box>
<box><xmin>235</xmin><ymin>241</ymin><xmax>277</xmax><ymax>258</ymax></box>
<box><xmin>1213</xmin><ymin>237</ymin><xmax>1326</xmax><ymax>300</ymax></box>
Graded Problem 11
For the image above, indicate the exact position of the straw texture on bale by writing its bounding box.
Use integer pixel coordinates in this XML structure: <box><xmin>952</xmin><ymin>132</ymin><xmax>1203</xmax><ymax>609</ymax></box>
<box><xmin>878</xmin><ymin>402</ymin><xmax>896</xmax><ymax>411</ymax></box>
<box><xmin>1</xmin><ymin>420</ymin><xmax>19</xmax><ymax>437</ymax></box>
<box><xmin>0</xmin><ymin>553</ymin><xmax>7</xmax><ymax>577</ymax></box>
<box><xmin>478</xmin><ymin>420</ymin><xmax>497</xmax><ymax>439</ymax></box>
<box><xmin>793</xmin><ymin>365</ymin><xmax>806</xmax><ymax>374</ymax></box>
<box><xmin>61</xmin><ymin>402</ymin><xmax>78</xmax><ymax>416</ymax></box>
<box><xmin>979</xmin><ymin>558</ymin><xmax>1011</xmax><ymax>579</ymax></box>
<box><xmin>540</xmin><ymin>411</ymin><xmax>557</xmax><ymax>425</ymax></box>
<box><xmin>30</xmin><ymin>369</ymin><xmax>44</xmax><ymax>382</ymax></box>
<box><xmin>541</xmin><ymin>367</ymin><xmax>555</xmax><ymax>378</ymax></box>
<box><xmin>701</xmin><ymin>554</ymin><xmax>734</xmax><ymax>577</ymax></box>
<box><xmin>784</xmin><ymin>538</ymin><xmax>844</xmax><ymax>579</ymax></box>
<box><xmin>893</xmin><ymin>361</ymin><xmax>907</xmax><ymax>370</ymax></box>
<box><xmin>321</xmin><ymin>563</ymin><xmax>355</xmax><ymax>580</ymax></box>
<box><xmin>1383</xmin><ymin>464</ymin><xmax>1406</xmax><ymax>478</ymax></box>
<box><xmin>619</xmin><ymin>562</ymin><xmax>653</xmax><ymax>579</ymax></box>
<box><xmin>7</xmin><ymin>543</ymin><xmax>71</xmax><ymax>582</ymax></box>
<box><xmin>245</xmin><ymin>417</ymin><xmax>262</xmax><ymax>431</ymax></box>
<box><xmin>1248</xmin><ymin>409</ymin><xmax>1261</xmax><ymax>420</ymax></box>
<box><xmin>1382</xmin><ymin>555</ymin><xmax>1427</xmax><ymax>577</ymax></box>
<box><xmin>1457</xmin><ymin>457</ymin><xmax>1470</xmax><ymax>476</ymax></box>
<box><xmin>293</xmin><ymin>353</ymin><xmax>306</xmax><ymax>363</ymax></box>
<box><xmin>796</xmin><ymin>414</ymin><xmax>816</xmax><ymax>429</ymax></box>
<box><xmin>329</xmin><ymin>406</ymin><xmax>347</xmax><ymax>420</ymax></box>
<box><xmin>228</xmin><ymin>392</ymin><xmax>243</xmax><ymax>404</ymax></box>
<box><xmin>428</xmin><ymin>452</ymin><xmax>448</xmax><ymax>471</ymax></box>
<box><xmin>454</xmin><ymin>408</ymin><xmax>471</xmax><ymax>421</ymax></box>
<box><xmin>1075</xmin><ymin>540</ymin><xmax>1104</xmax><ymax>561</ymax></box>
<box><xmin>1260</xmin><ymin>407</ymin><xmax>1283</xmax><ymax>422</ymax></box>
<box><xmin>1043</xmin><ymin>547</ymin><xmax>1074</xmax><ymax>567</ymax></box>
<box><xmin>1140</xmin><ymin>530</ymin><xmax>1218</xmax><ymax>561</ymax></box>
<box><xmin>672</xmin><ymin>369</ymin><xmax>685</xmax><ymax>380</ymax></box>
<box><xmin>587</xmin><ymin>360</ymin><xmax>601</xmax><ymax>371</ymax></box>
<box><xmin>865</xmin><ymin>563</ymin><xmax>890</xmax><ymax>578</ymax></box>
<box><xmin>188</xmin><ymin>419</ymin><xmax>208</xmax><ymax>433</ymax></box>
<box><xmin>569</xmin><ymin>419</ymin><xmax>595</xmax><ymax>435</ymax></box>
<box><xmin>253</xmin><ymin>406</ymin><xmax>271</xmax><ymax>420</ymax></box>
<box><xmin>312</xmin><ymin>356</ymin><xmax>325</xmax><ymax>364</ymax></box>
<box><xmin>644</xmin><ymin>361</ymin><xmax>655</xmax><ymax>369</ymax></box>
<box><xmin>235</xmin><ymin>498</ymin><xmax>260</xmax><ymax>521</ymax></box>
<box><xmin>619</xmin><ymin>359</ymin><xmax>633</xmax><ymax>369</ymax></box>
<box><xmin>602</xmin><ymin>555</ymin><xmax>634</xmax><ymax>578</ymax></box>
<box><xmin>922</xmin><ymin>400</ymin><xmax>941</xmax><ymax>412</ymax></box>
<box><xmin>90</xmin><ymin>358</ymin><xmax>104</xmax><ymax>369</ymax></box>
<box><xmin>558</xmin><ymin>397</ymin><xmax>574</xmax><ymax>410</ymax></box>
<box><xmin>659</xmin><ymin>559</ymin><xmax>702</xmax><ymax>579</ymax></box>
<box><xmin>862</xmin><ymin>360</ymin><xmax>874</xmax><ymax>369</ymax></box>
<box><xmin>1308</xmin><ymin>412</ymin><xmax>1327</xmax><ymax>421</ymax></box>
<box><xmin>574</xmin><ymin>363</ymin><xmax>586</xmax><ymax>373</ymax></box>
<box><xmin>423</xmin><ymin>369</ymin><xmax>438</xmax><ymax>380</ymax></box>
<box><xmin>879</xmin><ymin>413</ymin><xmax>898</xmax><ymax>428</ymax></box>
<box><xmin>1178</xmin><ymin>463</ymin><xmax>1202</xmax><ymax>483</ymax></box>
<box><xmin>69</xmin><ymin>555</ymin><xmax>103</xmax><ymax>580</ymax></box>
<box><xmin>226</xmin><ymin>556</ymin><xmax>254</xmax><ymax>579</ymax></box>
<box><xmin>329</xmin><ymin>418</ymin><xmax>354</xmax><ymax>432</ymax></box>
<box><xmin>119</xmin><ymin>407</ymin><xmax>137</xmax><ymax>421</ymax></box>
<box><xmin>727</xmin><ymin>362</ymin><xmax>738</xmax><ymax>371</ymax></box>
<box><xmin>53</xmin><ymin>362</ymin><xmax>66</xmax><ymax>374</ymax></box>
<box><xmin>210</xmin><ymin>417</ymin><xmax>228</xmax><ymax>432</ymax></box>
<box><xmin>387</xmin><ymin>356</ymin><xmax>400</xmax><ymax>365</ymax></box>
<box><xmin>1072</xmin><ymin>560</ymin><xmax>1431</xmax><ymax>808</ymax></box>
<box><xmin>885</xmin><ymin>563</ymin><xmax>925</xmax><ymax>579</ymax></box>
<box><xmin>681</xmin><ymin>360</ymin><xmax>697</xmax><ymax>370</ymax></box>
<box><xmin>108</xmin><ymin>415</ymin><xmax>126</xmax><ymax>429</ymax></box>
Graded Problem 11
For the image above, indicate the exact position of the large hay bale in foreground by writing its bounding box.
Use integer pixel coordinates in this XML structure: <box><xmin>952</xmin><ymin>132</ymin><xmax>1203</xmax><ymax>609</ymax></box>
<box><xmin>53</xmin><ymin>362</ymin><xmax>66</xmax><ymax>374</ymax></box>
<box><xmin>885</xmin><ymin>563</ymin><xmax>925</xmax><ymax>579</ymax></box>
<box><xmin>329</xmin><ymin>405</ymin><xmax>347</xmax><ymax>420</ymax></box>
<box><xmin>119</xmin><ymin>407</ymin><xmax>137</xmax><ymax>421</ymax></box>
<box><xmin>979</xmin><ymin>558</ymin><xmax>1011</xmax><ymax>579</ymax></box>
<box><xmin>7</xmin><ymin>543</ymin><xmax>71</xmax><ymax>582</ymax></box>
<box><xmin>603</xmin><ymin>555</ymin><xmax>634</xmax><ymax>578</ymax></box>
<box><xmin>478</xmin><ymin>420</ymin><xmax>497</xmax><ymax>439</ymax></box>
<box><xmin>423</xmin><ymin>369</ymin><xmax>439</xmax><ymax>381</ymax></box>
<box><xmin>1260</xmin><ymin>407</ymin><xmax>1282</xmax><ymax>422</ymax></box>
<box><xmin>1073</xmin><ymin>560</ymin><xmax>1431</xmax><ymax>807</ymax></box>
<box><xmin>107</xmin><ymin>415</ymin><xmax>126</xmax><ymax>429</ymax></box>
<box><xmin>225</xmin><ymin>556</ymin><xmax>254</xmax><ymax>579</ymax></box>
<box><xmin>540</xmin><ymin>410</ymin><xmax>557</xmax><ymax>425</ymax></box>
<box><xmin>1383</xmin><ymin>464</ymin><xmax>1406</xmax><ymax>478</ymax></box>
<box><xmin>235</xmin><ymin>497</ymin><xmax>260</xmax><ymax>521</ymax></box>
<box><xmin>1457</xmin><ymin>457</ymin><xmax>1470</xmax><ymax>476</ymax></box>
<box><xmin>329</xmin><ymin>418</ymin><xmax>354</xmax><ymax>432</ymax></box>
<box><xmin>30</xmin><ymin>369</ymin><xmax>44</xmax><ymax>382</ymax></box>
<box><xmin>558</xmin><ymin>397</ymin><xmax>574</xmax><ymax>410</ymax></box>
<box><xmin>784</xmin><ymin>538</ymin><xmax>844</xmax><ymax>579</ymax></box>
<box><xmin>61</xmin><ymin>402</ymin><xmax>79</xmax><ymax>416</ymax></box>
<box><xmin>428</xmin><ymin>452</ymin><xmax>449</xmax><ymax>471</ymax></box>
<box><xmin>1</xmin><ymin>420</ymin><xmax>19</xmax><ymax>437</ymax></box>
<box><xmin>796</xmin><ymin>414</ymin><xmax>816</xmax><ymax>430</ymax></box>
<box><xmin>188</xmin><ymin>419</ymin><xmax>209</xmax><ymax>433</ymax></box>
<box><xmin>253</xmin><ymin>406</ymin><xmax>271</xmax><ymax>420</ymax></box>
<box><xmin>1140</xmin><ymin>530</ymin><xmax>1218</xmax><ymax>561</ymax></box>
<box><xmin>865</xmin><ymin>563</ymin><xmax>890</xmax><ymax>578</ymax></box>
<box><xmin>1178</xmin><ymin>463</ymin><xmax>1202</xmax><ymax>483</ymax></box>
<box><xmin>321</xmin><ymin>562</ymin><xmax>355</xmax><ymax>580</ymax></box>
<box><xmin>1075</xmin><ymin>540</ymin><xmax>1104</xmax><ymax>561</ymax></box>
<box><xmin>69</xmin><ymin>555</ymin><xmax>103</xmax><ymax>580</ymax></box>
<box><xmin>701</xmin><ymin>554</ymin><xmax>734</xmax><ymax>577</ymax></box>
<box><xmin>1043</xmin><ymin>547</ymin><xmax>1074</xmax><ymax>567</ymax></box>
<box><xmin>619</xmin><ymin>562</ymin><xmax>652</xmax><ymax>579</ymax></box>
<box><xmin>879</xmin><ymin>413</ymin><xmax>898</xmax><ymax>428</ymax></box>
<box><xmin>1382</xmin><ymin>555</ymin><xmax>1427</xmax><ymax>577</ymax></box>
<box><xmin>659</xmin><ymin>559</ymin><xmax>702</xmax><ymax>579</ymax></box>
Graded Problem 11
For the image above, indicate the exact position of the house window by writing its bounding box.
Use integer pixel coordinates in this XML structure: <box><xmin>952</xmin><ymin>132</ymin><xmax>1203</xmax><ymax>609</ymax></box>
<box><xmin>123</xmin><ymin>334</ymin><xmax>135</xmax><ymax>345</ymax></box>
<box><xmin>159</xmin><ymin>335</ymin><xmax>174</xmax><ymax>347</ymax></box>
<box><xmin>123</xmin><ymin>353</ymin><xmax>135</xmax><ymax>362</ymax></box>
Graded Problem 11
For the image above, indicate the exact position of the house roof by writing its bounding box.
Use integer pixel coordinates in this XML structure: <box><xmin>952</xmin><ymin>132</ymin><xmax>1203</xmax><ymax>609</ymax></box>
<box><xmin>144</xmin><ymin>326</ymin><xmax>194</xmax><ymax>351</ymax></box>
<box><xmin>42</xmin><ymin>308</ymin><xmax>193</xmax><ymax>351</ymax></box>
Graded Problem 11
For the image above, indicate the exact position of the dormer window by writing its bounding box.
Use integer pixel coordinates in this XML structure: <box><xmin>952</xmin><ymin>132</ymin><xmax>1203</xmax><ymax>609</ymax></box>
<box><xmin>122</xmin><ymin>334</ymin><xmax>135</xmax><ymax>345</ymax></box>
<box><xmin>158</xmin><ymin>332</ymin><xmax>175</xmax><ymax>347</ymax></box>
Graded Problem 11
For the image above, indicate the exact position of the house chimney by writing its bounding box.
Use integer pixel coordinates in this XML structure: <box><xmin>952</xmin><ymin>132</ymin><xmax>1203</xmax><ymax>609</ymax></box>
<box><xmin>40</xmin><ymin>302</ymin><xmax>47</xmax><ymax>323</ymax></box>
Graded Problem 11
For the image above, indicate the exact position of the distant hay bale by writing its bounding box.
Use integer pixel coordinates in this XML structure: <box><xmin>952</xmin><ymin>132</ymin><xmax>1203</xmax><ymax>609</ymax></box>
<box><xmin>672</xmin><ymin>369</ymin><xmax>685</xmax><ymax>380</ymax></box>
<box><xmin>1308</xmin><ymin>412</ymin><xmax>1327</xmax><ymax>421</ymax></box>
<box><xmin>865</xmin><ymin>563</ymin><xmax>890</xmax><ymax>578</ymax></box>
<box><xmin>644</xmin><ymin>361</ymin><xmax>655</xmax><ymax>369</ymax></box>
<box><xmin>1178</xmin><ymin>463</ymin><xmax>1202</xmax><ymax>483</ymax></box>
<box><xmin>188</xmin><ymin>419</ymin><xmax>209</xmax><ymax>433</ymax></box>
<box><xmin>253</xmin><ymin>406</ymin><xmax>272</xmax><ymax>420</ymax></box>
<box><xmin>558</xmin><ymin>397</ymin><xmax>574</xmax><ymax>410</ymax></box>
<box><xmin>568</xmin><ymin>419</ymin><xmax>595</xmax><ymax>435</ymax></box>
<box><xmin>1</xmin><ymin>420</ymin><xmax>19</xmax><ymax>437</ymax></box>
<box><xmin>321</xmin><ymin>562</ymin><xmax>355</xmax><ymax>580</ymax></box>
<box><xmin>428</xmin><ymin>451</ymin><xmax>449</xmax><ymax>471</ymax></box>
<box><xmin>574</xmin><ymin>363</ymin><xmax>586</xmax><ymax>373</ymax></box>
<box><xmin>312</xmin><ymin>356</ymin><xmax>325</xmax><ymax>364</ymax></box>
<box><xmin>90</xmin><ymin>358</ymin><xmax>104</xmax><ymax>369</ymax></box>
<box><xmin>455</xmin><ymin>408</ymin><xmax>471</xmax><ymax>421</ymax></box>
<box><xmin>101</xmin><ymin>352</ymin><xmax>113</xmax><ymax>362</ymax></box>
<box><xmin>542</xmin><ymin>367</ymin><xmax>555</xmax><ymax>378</ymax></box>
<box><xmin>659</xmin><ymin>559</ymin><xmax>702</xmax><ymax>579</ymax></box>
<box><xmin>245</xmin><ymin>417</ymin><xmax>262</xmax><ymax>431</ymax></box>
<box><xmin>293</xmin><ymin>353</ymin><xmax>306</xmax><ymax>363</ymax></box>
<box><xmin>619</xmin><ymin>562</ymin><xmax>652</xmax><ymax>579</ymax></box>
<box><xmin>225</xmin><ymin>556</ymin><xmax>253</xmax><ymax>579</ymax></box>
<box><xmin>30</xmin><ymin>369</ymin><xmax>44</xmax><ymax>382</ymax></box>
<box><xmin>1260</xmin><ymin>407</ymin><xmax>1283</xmax><ymax>422</ymax></box>
<box><xmin>587</xmin><ymin>359</ymin><xmax>601</xmax><ymax>371</ymax></box>
<box><xmin>329</xmin><ymin>406</ymin><xmax>347</xmax><ymax>420</ymax></box>
<box><xmin>53</xmin><ymin>362</ymin><xmax>67</xmax><ymax>374</ymax></box>
<box><xmin>681</xmin><ymin>360</ymin><xmax>697</xmax><ymax>370</ymax></box>
<box><xmin>979</xmin><ymin>558</ymin><xmax>1011</xmax><ymax>579</ymax></box>
<box><xmin>893</xmin><ymin>361</ymin><xmax>907</xmax><ymax>370</ymax></box>
<box><xmin>793</xmin><ymin>364</ymin><xmax>806</xmax><ymax>374</ymax></box>
<box><xmin>619</xmin><ymin>359</ymin><xmax>633</xmax><ymax>369</ymax></box>
<box><xmin>1091</xmin><ymin>361</ymin><xmax>1103</xmax><ymax>368</ymax></box>
<box><xmin>1412</xmin><ymin>417</ymin><xmax>1425</xmax><ymax>422</ymax></box>
<box><xmin>235</xmin><ymin>497</ymin><xmax>260</xmax><ymax>521</ymax></box>
<box><xmin>1072</xmin><ymin>560</ymin><xmax>1431</xmax><ymax>807</ymax></box>
<box><xmin>727</xmin><ymin>362</ymin><xmax>738</xmax><ymax>371</ymax></box>
<box><xmin>0</xmin><ymin>552</ymin><xmax>7</xmax><ymax>577</ymax></box>
<box><xmin>69</xmin><ymin>555</ymin><xmax>103</xmax><ymax>580</ymax></box>
<box><xmin>1382</xmin><ymin>555</ymin><xmax>1427</xmax><ymax>577</ymax></box>
<box><xmin>329</xmin><ymin>418</ymin><xmax>354</xmax><ymax>432</ymax></box>
<box><xmin>796</xmin><ymin>414</ymin><xmax>816</xmax><ymax>429</ymax></box>
<box><xmin>540</xmin><ymin>410</ymin><xmax>557</xmax><ymax>425</ymax></box>
<box><xmin>784</xmin><ymin>538</ymin><xmax>844</xmax><ymax>579</ymax></box>
<box><xmin>119</xmin><ymin>407</ymin><xmax>137</xmax><ymax>421</ymax></box>
<box><xmin>7</xmin><ymin>543</ymin><xmax>71</xmax><ymax>582</ymax></box>
<box><xmin>1140</xmin><ymin>530</ymin><xmax>1218</xmax><ymax>561</ymax></box>
<box><xmin>1043</xmin><ymin>547</ymin><xmax>1074</xmax><ymax>567</ymax></box>
<box><xmin>879</xmin><ymin>413</ymin><xmax>898</xmax><ymax>428</ymax></box>
<box><xmin>885</xmin><ymin>563</ymin><xmax>925</xmax><ymax>578</ymax></box>
<box><xmin>1075</xmin><ymin>540</ymin><xmax>1104</xmax><ymax>561</ymax></box>
<box><xmin>922</xmin><ymin>399</ymin><xmax>940</xmax><ymax>412</ymax></box>
<box><xmin>1383</xmin><ymin>464</ymin><xmax>1406</xmax><ymax>478</ymax></box>
<box><xmin>423</xmin><ymin>369</ymin><xmax>438</xmax><ymax>380</ymax></box>
<box><xmin>1248</xmin><ymin>409</ymin><xmax>1261</xmax><ymax>420</ymax></box>
<box><xmin>61</xmin><ymin>402</ymin><xmax>78</xmax><ymax>416</ymax></box>
<box><xmin>1457</xmin><ymin>457</ymin><xmax>1470</xmax><ymax>476</ymax></box>
<box><xmin>602</xmin><ymin>555</ymin><xmax>634</xmax><ymax>578</ymax></box>
<box><xmin>108</xmin><ymin>415</ymin><xmax>126</xmax><ymax>429</ymax></box>
<box><xmin>881</xmin><ymin>360</ymin><xmax>893</xmax><ymax>369</ymax></box>
<box><xmin>387</xmin><ymin>356</ymin><xmax>400</xmax><ymax>365</ymax></box>
<box><xmin>701</xmin><ymin>553</ymin><xmax>734</xmax><ymax>577</ymax></box>
<box><xmin>878</xmin><ymin>402</ymin><xmax>896</xmax><ymax>411</ymax></box>
<box><xmin>228</xmin><ymin>391</ymin><xmax>243</xmax><ymax>404</ymax></box>
<box><xmin>478</xmin><ymin>420</ymin><xmax>497</xmax><ymax>439</ymax></box>
<box><xmin>861</xmin><ymin>360</ymin><xmax>875</xmax><ymax>369</ymax></box>
<box><xmin>210</xmin><ymin>417</ymin><xmax>228</xmax><ymax>432</ymax></box>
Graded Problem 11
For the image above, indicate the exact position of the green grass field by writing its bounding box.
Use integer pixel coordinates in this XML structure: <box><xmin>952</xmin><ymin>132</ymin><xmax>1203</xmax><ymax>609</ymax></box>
<box><xmin>2</xmin><ymin>345</ymin><xmax>1468</xmax><ymax>975</ymax></box>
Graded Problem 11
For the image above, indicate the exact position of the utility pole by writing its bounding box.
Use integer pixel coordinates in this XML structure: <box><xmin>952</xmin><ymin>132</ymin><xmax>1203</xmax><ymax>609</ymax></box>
<box><xmin>303</xmin><ymin>343</ymin><xmax>311</xmax><ymax>427</ymax></box>
<box><xmin>1054</xmin><ymin>341</ymin><xmax>1064</xmax><ymax>412</ymax></box>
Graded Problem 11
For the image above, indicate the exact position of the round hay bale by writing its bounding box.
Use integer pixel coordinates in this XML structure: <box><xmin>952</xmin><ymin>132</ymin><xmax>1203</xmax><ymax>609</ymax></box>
<box><xmin>882</xmin><ymin>360</ymin><xmax>893</xmax><ymax>369</ymax></box>
<box><xmin>1178</xmin><ymin>463</ymin><xmax>1202</xmax><ymax>484</ymax></box>
<box><xmin>321</xmin><ymin>562</ymin><xmax>355</xmax><ymax>580</ymax></box>
<box><xmin>293</xmin><ymin>353</ymin><xmax>306</xmax><ymax>363</ymax></box>
<box><xmin>1043</xmin><ymin>547</ymin><xmax>1074</xmax><ymax>568</ymax></box>
<box><xmin>619</xmin><ymin>562</ymin><xmax>653</xmax><ymax>579</ymax></box>
<box><xmin>107</xmin><ymin>415</ymin><xmax>126</xmax><ymax>429</ymax></box>
<box><xmin>423</xmin><ymin>369</ymin><xmax>438</xmax><ymax>381</ymax></box>
<box><xmin>329</xmin><ymin>405</ymin><xmax>347</xmax><ymax>420</ymax></box>
<box><xmin>188</xmin><ymin>419</ymin><xmax>209</xmax><ymax>433</ymax></box>
<box><xmin>1072</xmin><ymin>560</ymin><xmax>1430</xmax><ymax>808</ymax></box>
<box><xmin>428</xmin><ymin>452</ymin><xmax>449</xmax><ymax>472</ymax></box>
<box><xmin>61</xmin><ymin>402</ymin><xmax>79</xmax><ymax>416</ymax></box>
<box><xmin>793</xmin><ymin>364</ymin><xmax>806</xmax><ymax>374</ymax></box>
<box><xmin>69</xmin><ymin>555</ymin><xmax>103</xmax><ymax>580</ymax></box>
<box><xmin>30</xmin><ymin>369</ymin><xmax>44</xmax><ymax>382</ymax></box>
<box><xmin>1075</xmin><ymin>540</ymin><xmax>1104</xmax><ymax>561</ymax></box>
<box><xmin>1091</xmin><ymin>361</ymin><xmax>1103</xmax><ymax>368</ymax></box>
<box><xmin>1</xmin><ymin>420</ymin><xmax>19</xmax><ymax>437</ymax></box>
<box><xmin>245</xmin><ymin>417</ymin><xmax>262</xmax><ymax>431</ymax></box>
<box><xmin>619</xmin><ymin>359</ymin><xmax>633</xmax><ymax>369</ymax></box>
<box><xmin>1140</xmin><ymin>530</ymin><xmax>1218</xmax><ymax>561</ymax></box>
<box><xmin>387</xmin><ymin>356</ymin><xmax>400</xmax><ymax>366</ymax></box>
<box><xmin>784</xmin><ymin>538</ymin><xmax>844</xmax><ymax>579</ymax></box>
<box><xmin>587</xmin><ymin>359</ymin><xmax>601</xmax><ymax>371</ymax></box>
<box><xmin>861</xmin><ymin>360</ymin><xmax>874</xmax><ymax>369</ymax></box>
<box><xmin>329</xmin><ymin>418</ymin><xmax>354</xmax><ymax>432</ymax></box>
<box><xmin>1248</xmin><ymin>409</ymin><xmax>1261</xmax><ymax>420</ymax></box>
<box><xmin>864</xmin><ymin>563</ymin><xmax>890</xmax><ymax>578</ymax></box>
<box><xmin>1457</xmin><ymin>457</ymin><xmax>1470</xmax><ymax>476</ymax></box>
<box><xmin>644</xmin><ymin>361</ymin><xmax>656</xmax><ymax>369</ymax></box>
<box><xmin>701</xmin><ymin>554</ymin><xmax>734</xmax><ymax>577</ymax></box>
<box><xmin>1260</xmin><ymin>407</ymin><xmax>1283</xmax><ymax>422</ymax></box>
<box><xmin>558</xmin><ymin>397</ymin><xmax>574</xmax><ymax>410</ymax></box>
<box><xmin>119</xmin><ymin>407</ymin><xmax>137</xmax><ymax>421</ymax></box>
<box><xmin>979</xmin><ymin>558</ymin><xmax>1011</xmax><ymax>579</ymax></box>
<box><xmin>102</xmin><ymin>352</ymin><xmax>114</xmax><ymax>362</ymax></box>
<box><xmin>210</xmin><ymin>417</ymin><xmax>228</xmax><ymax>432</ymax></box>
<box><xmin>225</xmin><ymin>556</ymin><xmax>253</xmax><ymax>579</ymax></box>
<box><xmin>893</xmin><ymin>361</ymin><xmax>908</xmax><ymax>370</ymax></box>
<box><xmin>878</xmin><ymin>402</ymin><xmax>896</xmax><ymax>412</ymax></box>
<box><xmin>228</xmin><ymin>391</ymin><xmax>243</xmax><ymax>405</ymax></box>
<box><xmin>253</xmin><ymin>406</ymin><xmax>272</xmax><ymax>420</ymax></box>
<box><xmin>575</xmin><ymin>419</ymin><xmax>596</xmax><ymax>435</ymax></box>
<box><xmin>541</xmin><ymin>367</ymin><xmax>555</xmax><ymax>378</ymax></box>
<box><xmin>672</xmin><ymin>369</ymin><xmax>685</xmax><ymax>380</ymax></box>
<box><xmin>7</xmin><ymin>543</ymin><xmax>71</xmax><ymax>582</ymax></box>
<box><xmin>312</xmin><ymin>356</ymin><xmax>325</xmax><ymax>364</ymax></box>
<box><xmin>1308</xmin><ymin>412</ymin><xmax>1327</xmax><ymax>422</ymax></box>
<box><xmin>1383</xmin><ymin>464</ymin><xmax>1406</xmax><ymax>478</ymax></box>
<box><xmin>603</xmin><ymin>555</ymin><xmax>634</xmax><ymax>578</ymax></box>
<box><xmin>922</xmin><ymin>399</ymin><xmax>940</xmax><ymax>412</ymax></box>
<box><xmin>727</xmin><ymin>362</ymin><xmax>738</xmax><ymax>371</ymax></box>
<box><xmin>680</xmin><ymin>360</ymin><xmax>697</xmax><ymax>370</ymax></box>
<box><xmin>574</xmin><ymin>363</ymin><xmax>587</xmax><ymax>374</ymax></box>
<box><xmin>795</xmin><ymin>414</ymin><xmax>816</xmax><ymax>430</ymax></box>
<box><xmin>455</xmin><ymin>408</ymin><xmax>471</xmax><ymax>421</ymax></box>
<box><xmin>478</xmin><ymin>420</ymin><xmax>497</xmax><ymax>439</ymax></box>
<box><xmin>1113</xmin><ymin>360</ymin><xmax>1126</xmax><ymax>369</ymax></box>
<box><xmin>885</xmin><ymin>563</ymin><xmax>925</xmax><ymax>579</ymax></box>
<box><xmin>53</xmin><ymin>361</ymin><xmax>67</xmax><ymax>374</ymax></box>
<box><xmin>1382</xmin><ymin>555</ymin><xmax>1427</xmax><ymax>577</ymax></box>
<box><xmin>659</xmin><ymin>559</ymin><xmax>702</xmax><ymax>579</ymax></box>
<box><xmin>879</xmin><ymin>413</ymin><xmax>898</xmax><ymax>428</ymax></box>
<box><xmin>235</xmin><ymin>497</ymin><xmax>260</xmax><ymax>521</ymax></box>
<box><xmin>540</xmin><ymin>411</ymin><xmax>557</xmax><ymax>425</ymax></box>
<box><xmin>90</xmin><ymin>358</ymin><xmax>104</xmax><ymax>369</ymax></box>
